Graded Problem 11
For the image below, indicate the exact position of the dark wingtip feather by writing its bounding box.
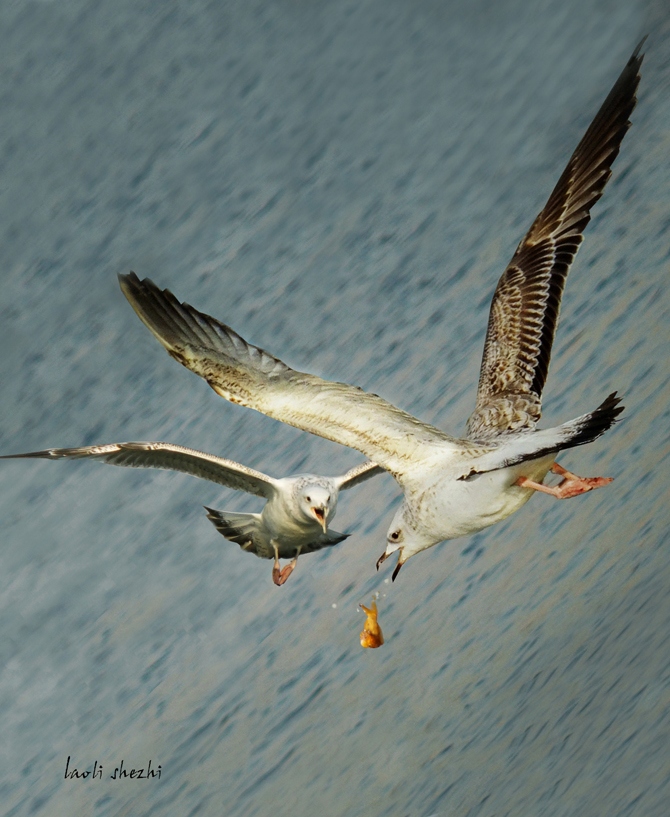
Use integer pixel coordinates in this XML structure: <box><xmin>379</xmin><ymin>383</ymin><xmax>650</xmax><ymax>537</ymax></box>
<box><xmin>631</xmin><ymin>36</ymin><xmax>647</xmax><ymax>63</ymax></box>
<box><xmin>118</xmin><ymin>271</ymin><xmax>148</xmax><ymax>305</ymax></box>
<box><xmin>203</xmin><ymin>507</ymin><xmax>235</xmax><ymax>537</ymax></box>
<box><xmin>203</xmin><ymin>506</ymin><xmax>223</xmax><ymax>527</ymax></box>
<box><xmin>0</xmin><ymin>449</ymin><xmax>55</xmax><ymax>460</ymax></box>
<box><xmin>565</xmin><ymin>391</ymin><xmax>625</xmax><ymax>449</ymax></box>
<box><xmin>203</xmin><ymin>507</ymin><xmax>235</xmax><ymax>533</ymax></box>
<box><xmin>120</xmin><ymin>272</ymin><xmax>200</xmax><ymax>345</ymax></box>
<box><xmin>119</xmin><ymin>272</ymin><xmax>179</xmax><ymax>346</ymax></box>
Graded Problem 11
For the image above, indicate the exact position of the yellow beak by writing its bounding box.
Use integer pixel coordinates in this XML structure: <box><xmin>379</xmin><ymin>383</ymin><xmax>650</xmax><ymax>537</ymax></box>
<box><xmin>312</xmin><ymin>507</ymin><xmax>327</xmax><ymax>534</ymax></box>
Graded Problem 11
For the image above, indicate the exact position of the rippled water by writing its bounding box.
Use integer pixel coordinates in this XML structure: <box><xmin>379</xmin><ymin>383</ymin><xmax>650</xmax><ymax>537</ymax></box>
<box><xmin>1</xmin><ymin>1</ymin><xmax>668</xmax><ymax>815</ymax></box>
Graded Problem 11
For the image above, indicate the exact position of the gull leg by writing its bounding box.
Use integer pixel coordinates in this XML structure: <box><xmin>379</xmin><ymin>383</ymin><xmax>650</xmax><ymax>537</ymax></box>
<box><xmin>276</xmin><ymin>547</ymin><xmax>301</xmax><ymax>586</ymax></box>
<box><xmin>271</xmin><ymin>541</ymin><xmax>283</xmax><ymax>586</ymax></box>
<box><xmin>516</xmin><ymin>462</ymin><xmax>613</xmax><ymax>499</ymax></box>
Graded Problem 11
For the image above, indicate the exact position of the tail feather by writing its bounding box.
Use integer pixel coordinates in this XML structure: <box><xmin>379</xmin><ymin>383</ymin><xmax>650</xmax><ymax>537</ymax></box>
<box><xmin>459</xmin><ymin>392</ymin><xmax>624</xmax><ymax>479</ymax></box>
<box><xmin>508</xmin><ymin>391</ymin><xmax>625</xmax><ymax>467</ymax></box>
<box><xmin>554</xmin><ymin>392</ymin><xmax>624</xmax><ymax>450</ymax></box>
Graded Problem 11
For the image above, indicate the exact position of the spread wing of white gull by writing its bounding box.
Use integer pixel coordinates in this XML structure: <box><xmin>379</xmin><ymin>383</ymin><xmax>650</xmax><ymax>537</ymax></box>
<box><xmin>0</xmin><ymin>443</ymin><xmax>382</xmax><ymax>586</ymax></box>
<box><xmin>119</xmin><ymin>41</ymin><xmax>642</xmax><ymax>580</ymax></box>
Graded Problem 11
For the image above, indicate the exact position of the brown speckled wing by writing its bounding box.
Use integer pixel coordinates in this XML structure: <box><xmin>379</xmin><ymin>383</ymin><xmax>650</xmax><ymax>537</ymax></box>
<box><xmin>466</xmin><ymin>40</ymin><xmax>644</xmax><ymax>440</ymax></box>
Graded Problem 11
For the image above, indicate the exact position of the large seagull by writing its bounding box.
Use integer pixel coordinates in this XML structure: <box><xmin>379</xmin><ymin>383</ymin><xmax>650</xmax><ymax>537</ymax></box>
<box><xmin>118</xmin><ymin>42</ymin><xmax>643</xmax><ymax>580</ymax></box>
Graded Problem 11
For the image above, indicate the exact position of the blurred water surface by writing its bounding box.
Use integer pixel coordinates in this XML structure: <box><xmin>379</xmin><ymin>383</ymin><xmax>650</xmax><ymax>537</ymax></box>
<box><xmin>0</xmin><ymin>1</ymin><xmax>668</xmax><ymax>815</ymax></box>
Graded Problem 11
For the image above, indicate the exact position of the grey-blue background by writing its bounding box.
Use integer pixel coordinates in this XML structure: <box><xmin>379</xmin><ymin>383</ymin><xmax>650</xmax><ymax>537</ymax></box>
<box><xmin>1</xmin><ymin>1</ymin><xmax>668</xmax><ymax>815</ymax></box>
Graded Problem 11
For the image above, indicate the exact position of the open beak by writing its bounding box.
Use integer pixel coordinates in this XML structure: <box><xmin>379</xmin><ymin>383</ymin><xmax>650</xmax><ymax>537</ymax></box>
<box><xmin>312</xmin><ymin>507</ymin><xmax>327</xmax><ymax>534</ymax></box>
<box><xmin>376</xmin><ymin>551</ymin><xmax>389</xmax><ymax>571</ymax></box>
<box><xmin>377</xmin><ymin>550</ymin><xmax>404</xmax><ymax>580</ymax></box>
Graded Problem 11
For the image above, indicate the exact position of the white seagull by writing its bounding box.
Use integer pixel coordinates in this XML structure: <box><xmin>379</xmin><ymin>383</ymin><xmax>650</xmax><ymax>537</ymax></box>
<box><xmin>0</xmin><ymin>442</ymin><xmax>382</xmax><ymax>585</ymax></box>
<box><xmin>118</xmin><ymin>42</ymin><xmax>642</xmax><ymax>580</ymax></box>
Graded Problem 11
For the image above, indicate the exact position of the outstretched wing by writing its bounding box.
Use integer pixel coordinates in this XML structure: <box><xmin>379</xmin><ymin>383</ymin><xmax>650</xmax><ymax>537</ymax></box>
<box><xmin>466</xmin><ymin>40</ymin><xmax>644</xmax><ymax>440</ymax></box>
<box><xmin>335</xmin><ymin>460</ymin><xmax>385</xmax><ymax>491</ymax></box>
<box><xmin>119</xmin><ymin>273</ymin><xmax>471</xmax><ymax>474</ymax></box>
<box><xmin>0</xmin><ymin>441</ymin><xmax>277</xmax><ymax>499</ymax></box>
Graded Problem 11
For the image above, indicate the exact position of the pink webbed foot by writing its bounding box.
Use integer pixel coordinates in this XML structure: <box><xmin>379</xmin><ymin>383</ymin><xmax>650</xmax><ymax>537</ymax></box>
<box><xmin>516</xmin><ymin>462</ymin><xmax>614</xmax><ymax>499</ymax></box>
<box><xmin>271</xmin><ymin>542</ymin><xmax>285</xmax><ymax>587</ymax></box>
<box><xmin>271</xmin><ymin>542</ymin><xmax>300</xmax><ymax>587</ymax></box>
<box><xmin>272</xmin><ymin>561</ymin><xmax>296</xmax><ymax>586</ymax></box>
<box><xmin>271</xmin><ymin>562</ymin><xmax>283</xmax><ymax>586</ymax></box>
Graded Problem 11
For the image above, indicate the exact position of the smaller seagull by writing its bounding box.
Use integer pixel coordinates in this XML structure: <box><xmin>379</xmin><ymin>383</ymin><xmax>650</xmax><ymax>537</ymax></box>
<box><xmin>0</xmin><ymin>443</ymin><xmax>382</xmax><ymax>585</ymax></box>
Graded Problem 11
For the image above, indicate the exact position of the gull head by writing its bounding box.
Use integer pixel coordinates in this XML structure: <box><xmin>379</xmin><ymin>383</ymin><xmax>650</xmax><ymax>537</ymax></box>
<box><xmin>296</xmin><ymin>482</ymin><xmax>334</xmax><ymax>534</ymax></box>
<box><xmin>376</xmin><ymin>508</ymin><xmax>434</xmax><ymax>581</ymax></box>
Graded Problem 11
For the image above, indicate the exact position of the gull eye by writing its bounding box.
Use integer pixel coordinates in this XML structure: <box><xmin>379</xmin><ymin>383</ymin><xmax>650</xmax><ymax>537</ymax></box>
<box><xmin>390</xmin><ymin>531</ymin><xmax>400</xmax><ymax>541</ymax></box>
<box><xmin>306</xmin><ymin>496</ymin><xmax>311</xmax><ymax>503</ymax></box>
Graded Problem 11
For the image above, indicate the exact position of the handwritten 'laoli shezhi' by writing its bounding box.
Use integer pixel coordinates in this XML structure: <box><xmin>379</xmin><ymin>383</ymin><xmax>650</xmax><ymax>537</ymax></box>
<box><xmin>64</xmin><ymin>756</ymin><xmax>161</xmax><ymax>780</ymax></box>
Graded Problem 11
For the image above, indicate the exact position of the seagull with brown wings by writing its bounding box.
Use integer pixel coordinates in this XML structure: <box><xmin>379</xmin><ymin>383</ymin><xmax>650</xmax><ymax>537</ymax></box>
<box><xmin>117</xmin><ymin>42</ymin><xmax>643</xmax><ymax>580</ymax></box>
